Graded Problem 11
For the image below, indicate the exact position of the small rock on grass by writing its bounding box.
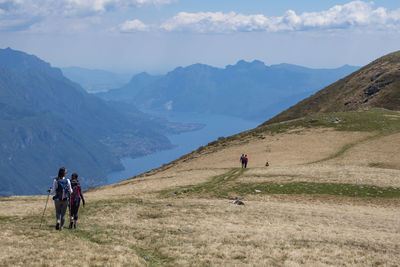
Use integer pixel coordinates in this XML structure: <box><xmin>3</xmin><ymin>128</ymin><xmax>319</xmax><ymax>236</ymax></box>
<box><xmin>233</xmin><ymin>200</ymin><xmax>245</xmax><ymax>205</ymax></box>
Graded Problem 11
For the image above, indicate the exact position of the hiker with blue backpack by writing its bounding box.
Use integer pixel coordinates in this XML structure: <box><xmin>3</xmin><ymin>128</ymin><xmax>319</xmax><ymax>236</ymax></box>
<box><xmin>69</xmin><ymin>173</ymin><xmax>85</xmax><ymax>229</ymax></box>
<box><xmin>49</xmin><ymin>167</ymin><xmax>72</xmax><ymax>231</ymax></box>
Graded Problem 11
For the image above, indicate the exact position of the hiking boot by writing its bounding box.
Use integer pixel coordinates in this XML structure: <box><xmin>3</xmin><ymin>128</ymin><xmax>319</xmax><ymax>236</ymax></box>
<box><xmin>69</xmin><ymin>222</ymin><xmax>73</xmax><ymax>229</ymax></box>
<box><xmin>55</xmin><ymin>220</ymin><xmax>60</xmax><ymax>230</ymax></box>
<box><xmin>73</xmin><ymin>222</ymin><xmax>77</xmax><ymax>229</ymax></box>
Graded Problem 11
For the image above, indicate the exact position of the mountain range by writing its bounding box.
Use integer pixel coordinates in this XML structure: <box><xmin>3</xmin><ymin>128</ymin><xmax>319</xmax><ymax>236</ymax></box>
<box><xmin>0</xmin><ymin>48</ymin><xmax>199</xmax><ymax>196</ymax></box>
<box><xmin>97</xmin><ymin>61</ymin><xmax>359</xmax><ymax>120</ymax></box>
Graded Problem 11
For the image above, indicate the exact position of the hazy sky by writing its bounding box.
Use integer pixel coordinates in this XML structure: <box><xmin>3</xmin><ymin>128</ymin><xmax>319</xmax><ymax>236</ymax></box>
<box><xmin>0</xmin><ymin>0</ymin><xmax>399</xmax><ymax>74</ymax></box>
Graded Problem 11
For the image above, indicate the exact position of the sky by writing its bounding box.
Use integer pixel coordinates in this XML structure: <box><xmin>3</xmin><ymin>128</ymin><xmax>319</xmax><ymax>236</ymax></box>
<box><xmin>0</xmin><ymin>0</ymin><xmax>400</xmax><ymax>74</ymax></box>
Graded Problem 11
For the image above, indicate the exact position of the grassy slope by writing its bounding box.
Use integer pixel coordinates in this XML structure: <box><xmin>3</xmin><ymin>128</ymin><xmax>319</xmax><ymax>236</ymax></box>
<box><xmin>1</xmin><ymin>109</ymin><xmax>400</xmax><ymax>266</ymax></box>
<box><xmin>145</xmin><ymin>108</ymin><xmax>400</xmax><ymax>174</ymax></box>
<box><xmin>264</xmin><ymin>51</ymin><xmax>400</xmax><ymax>125</ymax></box>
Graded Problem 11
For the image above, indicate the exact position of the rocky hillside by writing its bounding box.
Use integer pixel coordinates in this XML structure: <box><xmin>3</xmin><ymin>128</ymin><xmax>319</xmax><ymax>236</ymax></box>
<box><xmin>264</xmin><ymin>51</ymin><xmax>400</xmax><ymax>125</ymax></box>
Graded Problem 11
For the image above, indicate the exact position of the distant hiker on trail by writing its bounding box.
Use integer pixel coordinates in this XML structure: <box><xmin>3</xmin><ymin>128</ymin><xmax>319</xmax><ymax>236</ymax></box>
<box><xmin>265</xmin><ymin>161</ymin><xmax>269</xmax><ymax>167</ymax></box>
<box><xmin>240</xmin><ymin>154</ymin><xmax>245</xmax><ymax>168</ymax></box>
<box><xmin>244</xmin><ymin>155</ymin><xmax>248</xmax><ymax>168</ymax></box>
<box><xmin>69</xmin><ymin>173</ymin><xmax>85</xmax><ymax>229</ymax></box>
<box><xmin>49</xmin><ymin>167</ymin><xmax>72</xmax><ymax>231</ymax></box>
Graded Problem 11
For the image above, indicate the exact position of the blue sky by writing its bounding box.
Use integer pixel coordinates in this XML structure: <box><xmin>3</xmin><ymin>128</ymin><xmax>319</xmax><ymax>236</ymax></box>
<box><xmin>0</xmin><ymin>0</ymin><xmax>399</xmax><ymax>74</ymax></box>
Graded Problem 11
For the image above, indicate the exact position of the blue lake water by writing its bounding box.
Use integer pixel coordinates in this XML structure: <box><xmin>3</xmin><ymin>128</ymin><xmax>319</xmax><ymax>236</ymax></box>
<box><xmin>106</xmin><ymin>112</ymin><xmax>262</xmax><ymax>184</ymax></box>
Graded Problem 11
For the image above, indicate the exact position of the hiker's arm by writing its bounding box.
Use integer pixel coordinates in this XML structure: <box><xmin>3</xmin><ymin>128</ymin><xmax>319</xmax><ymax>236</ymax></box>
<box><xmin>80</xmin><ymin>185</ymin><xmax>85</xmax><ymax>206</ymax></box>
<box><xmin>50</xmin><ymin>179</ymin><xmax>57</xmax><ymax>194</ymax></box>
<box><xmin>67</xmin><ymin>180</ymin><xmax>73</xmax><ymax>194</ymax></box>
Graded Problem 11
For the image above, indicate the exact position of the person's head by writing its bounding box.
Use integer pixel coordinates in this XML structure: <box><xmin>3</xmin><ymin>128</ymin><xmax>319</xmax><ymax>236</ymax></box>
<box><xmin>71</xmin><ymin>173</ymin><xmax>79</xmax><ymax>180</ymax></box>
<box><xmin>58</xmin><ymin>167</ymin><xmax>66</xmax><ymax>179</ymax></box>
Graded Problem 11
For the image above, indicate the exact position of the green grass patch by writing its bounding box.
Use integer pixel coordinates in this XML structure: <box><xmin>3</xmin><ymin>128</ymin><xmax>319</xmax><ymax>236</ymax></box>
<box><xmin>310</xmin><ymin>134</ymin><xmax>380</xmax><ymax>164</ymax></box>
<box><xmin>159</xmin><ymin>168</ymin><xmax>247</xmax><ymax>198</ymax></box>
<box><xmin>0</xmin><ymin>197</ymin><xmax>40</xmax><ymax>202</ymax></box>
<box><xmin>82</xmin><ymin>197</ymin><xmax>143</xmax><ymax>217</ymax></box>
<box><xmin>231</xmin><ymin>182</ymin><xmax>400</xmax><ymax>198</ymax></box>
<box><xmin>159</xmin><ymin>168</ymin><xmax>400</xmax><ymax>199</ymax></box>
<box><xmin>65</xmin><ymin>227</ymin><xmax>112</xmax><ymax>245</ymax></box>
<box><xmin>368</xmin><ymin>162</ymin><xmax>386</xmax><ymax>168</ymax></box>
<box><xmin>253</xmin><ymin>109</ymin><xmax>400</xmax><ymax>135</ymax></box>
<box><xmin>131</xmin><ymin>245</ymin><xmax>174</xmax><ymax>266</ymax></box>
<box><xmin>0</xmin><ymin>215</ymin><xmax>20</xmax><ymax>223</ymax></box>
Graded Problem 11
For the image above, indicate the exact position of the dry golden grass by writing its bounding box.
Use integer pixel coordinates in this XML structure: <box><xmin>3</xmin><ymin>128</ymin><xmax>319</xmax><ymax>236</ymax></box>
<box><xmin>330</xmin><ymin>132</ymin><xmax>400</xmax><ymax>169</ymax></box>
<box><xmin>1</xmin><ymin>126</ymin><xmax>400</xmax><ymax>266</ymax></box>
<box><xmin>169</xmin><ymin>128</ymin><xmax>373</xmax><ymax>170</ymax></box>
<box><xmin>240</xmin><ymin>164</ymin><xmax>400</xmax><ymax>187</ymax></box>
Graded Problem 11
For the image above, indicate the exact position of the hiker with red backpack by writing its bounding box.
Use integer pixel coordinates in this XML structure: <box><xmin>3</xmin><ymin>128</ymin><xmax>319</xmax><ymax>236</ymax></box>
<box><xmin>244</xmin><ymin>155</ymin><xmax>249</xmax><ymax>168</ymax></box>
<box><xmin>69</xmin><ymin>173</ymin><xmax>85</xmax><ymax>229</ymax></box>
<box><xmin>49</xmin><ymin>167</ymin><xmax>72</xmax><ymax>231</ymax></box>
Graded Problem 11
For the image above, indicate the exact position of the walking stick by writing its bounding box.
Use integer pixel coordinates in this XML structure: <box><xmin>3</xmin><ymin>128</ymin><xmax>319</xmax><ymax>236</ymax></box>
<box><xmin>39</xmin><ymin>189</ymin><xmax>51</xmax><ymax>229</ymax></box>
<box><xmin>68</xmin><ymin>197</ymin><xmax>72</xmax><ymax>229</ymax></box>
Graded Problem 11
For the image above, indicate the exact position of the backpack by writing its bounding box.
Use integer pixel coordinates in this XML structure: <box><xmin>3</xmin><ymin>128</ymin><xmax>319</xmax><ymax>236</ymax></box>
<box><xmin>70</xmin><ymin>180</ymin><xmax>81</xmax><ymax>204</ymax></box>
<box><xmin>55</xmin><ymin>179</ymin><xmax>70</xmax><ymax>201</ymax></box>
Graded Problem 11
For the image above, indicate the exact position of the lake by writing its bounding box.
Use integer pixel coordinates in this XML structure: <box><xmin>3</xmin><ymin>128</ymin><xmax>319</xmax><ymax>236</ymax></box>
<box><xmin>106</xmin><ymin>112</ymin><xmax>262</xmax><ymax>184</ymax></box>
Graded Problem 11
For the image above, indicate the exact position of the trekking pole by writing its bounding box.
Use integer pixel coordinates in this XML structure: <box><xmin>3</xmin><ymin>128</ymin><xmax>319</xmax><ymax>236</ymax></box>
<box><xmin>68</xmin><ymin>198</ymin><xmax>72</xmax><ymax>229</ymax></box>
<box><xmin>39</xmin><ymin>188</ymin><xmax>51</xmax><ymax>229</ymax></box>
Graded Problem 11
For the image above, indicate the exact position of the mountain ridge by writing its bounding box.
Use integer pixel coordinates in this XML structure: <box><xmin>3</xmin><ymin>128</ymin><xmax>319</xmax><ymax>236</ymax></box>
<box><xmin>0</xmin><ymin>48</ymin><xmax>187</xmax><ymax>196</ymax></box>
<box><xmin>98</xmin><ymin>60</ymin><xmax>359</xmax><ymax>120</ymax></box>
<box><xmin>263</xmin><ymin>50</ymin><xmax>400</xmax><ymax>125</ymax></box>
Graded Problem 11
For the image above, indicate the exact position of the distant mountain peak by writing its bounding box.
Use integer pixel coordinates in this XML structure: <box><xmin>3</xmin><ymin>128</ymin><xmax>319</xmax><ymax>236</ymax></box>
<box><xmin>236</xmin><ymin>59</ymin><xmax>264</xmax><ymax>65</ymax></box>
<box><xmin>270</xmin><ymin>63</ymin><xmax>310</xmax><ymax>71</ymax></box>
<box><xmin>170</xmin><ymin>63</ymin><xmax>217</xmax><ymax>75</ymax></box>
<box><xmin>0</xmin><ymin>47</ymin><xmax>62</xmax><ymax>77</ymax></box>
<box><xmin>135</xmin><ymin>71</ymin><xmax>151</xmax><ymax>76</ymax></box>
<box><xmin>225</xmin><ymin>59</ymin><xmax>266</xmax><ymax>70</ymax></box>
<box><xmin>128</xmin><ymin>71</ymin><xmax>160</xmax><ymax>84</ymax></box>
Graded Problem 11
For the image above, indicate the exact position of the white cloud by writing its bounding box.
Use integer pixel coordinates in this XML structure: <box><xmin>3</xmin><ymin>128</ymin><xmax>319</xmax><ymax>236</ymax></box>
<box><xmin>0</xmin><ymin>0</ymin><xmax>177</xmax><ymax>30</ymax></box>
<box><xmin>119</xmin><ymin>19</ymin><xmax>149</xmax><ymax>32</ymax></box>
<box><xmin>64</xmin><ymin>0</ymin><xmax>177</xmax><ymax>14</ymax></box>
<box><xmin>134</xmin><ymin>0</ymin><xmax>177</xmax><ymax>7</ymax></box>
<box><xmin>160</xmin><ymin>11</ymin><xmax>270</xmax><ymax>33</ymax></box>
<box><xmin>0</xmin><ymin>0</ymin><xmax>177</xmax><ymax>15</ymax></box>
<box><xmin>160</xmin><ymin>1</ymin><xmax>400</xmax><ymax>33</ymax></box>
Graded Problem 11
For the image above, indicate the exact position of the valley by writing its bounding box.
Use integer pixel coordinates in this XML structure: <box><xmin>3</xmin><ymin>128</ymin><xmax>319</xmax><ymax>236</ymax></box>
<box><xmin>1</xmin><ymin>109</ymin><xmax>399</xmax><ymax>266</ymax></box>
<box><xmin>106</xmin><ymin>112</ymin><xmax>261</xmax><ymax>184</ymax></box>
